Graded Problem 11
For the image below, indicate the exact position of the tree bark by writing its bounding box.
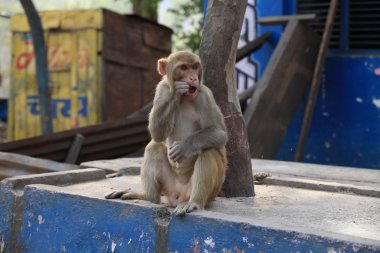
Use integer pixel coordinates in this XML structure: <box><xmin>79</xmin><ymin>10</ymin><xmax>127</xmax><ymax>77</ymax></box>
<box><xmin>20</xmin><ymin>0</ymin><xmax>52</xmax><ymax>135</ymax></box>
<box><xmin>200</xmin><ymin>0</ymin><xmax>254</xmax><ymax>197</ymax></box>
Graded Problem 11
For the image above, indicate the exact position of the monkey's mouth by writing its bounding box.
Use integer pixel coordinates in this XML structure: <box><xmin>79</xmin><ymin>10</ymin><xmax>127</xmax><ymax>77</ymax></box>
<box><xmin>188</xmin><ymin>85</ymin><xmax>197</xmax><ymax>95</ymax></box>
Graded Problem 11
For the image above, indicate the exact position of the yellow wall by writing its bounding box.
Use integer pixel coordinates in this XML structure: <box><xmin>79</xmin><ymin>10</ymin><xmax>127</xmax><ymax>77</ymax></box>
<box><xmin>8</xmin><ymin>10</ymin><xmax>103</xmax><ymax>140</ymax></box>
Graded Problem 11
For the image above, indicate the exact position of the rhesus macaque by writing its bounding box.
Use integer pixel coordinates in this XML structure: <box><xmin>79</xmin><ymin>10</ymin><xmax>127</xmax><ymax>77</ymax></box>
<box><xmin>106</xmin><ymin>51</ymin><xmax>228</xmax><ymax>216</ymax></box>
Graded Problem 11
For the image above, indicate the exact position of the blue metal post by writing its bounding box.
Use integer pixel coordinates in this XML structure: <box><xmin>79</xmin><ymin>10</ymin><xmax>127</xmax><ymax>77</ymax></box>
<box><xmin>19</xmin><ymin>0</ymin><xmax>52</xmax><ymax>135</ymax></box>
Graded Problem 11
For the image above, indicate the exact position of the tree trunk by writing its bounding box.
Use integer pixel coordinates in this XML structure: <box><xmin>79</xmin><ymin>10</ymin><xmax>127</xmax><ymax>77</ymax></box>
<box><xmin>200</xmin><ymin>0</ymin><xmax>254</xmax><ymax>197</ymax></box>
<box><xmin>20</xmin><ymin>0</ymin><xmax>52</xmax><ymax>135</ymax></box>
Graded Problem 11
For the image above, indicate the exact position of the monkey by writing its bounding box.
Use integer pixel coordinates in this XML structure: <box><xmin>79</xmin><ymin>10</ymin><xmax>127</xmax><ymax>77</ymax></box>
<box><xmin>106</xmin><ymin>51</ymin><xmax>228</xmax><ymax>216</ymax></box>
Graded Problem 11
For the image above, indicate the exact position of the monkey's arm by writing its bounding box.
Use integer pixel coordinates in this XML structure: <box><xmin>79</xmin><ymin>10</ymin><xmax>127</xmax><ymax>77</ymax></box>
<box><xmin>149</xmin><ymin>81</ymin><xmax>185</xmax><ymax>142</ymax></box>
<box><xmin>169</xmin><ymin>88</ymin><xmax>227</xmax><ymax>162</ymax></box>
<box><xmin>188</xmin><ymin>86</ymin><xmax>227</xmax><ymax>149</ymax></box>
<box><xmin>169</xmin><ymin>123</ymin><xmax>227</xmax><ymax>163</ymax></box>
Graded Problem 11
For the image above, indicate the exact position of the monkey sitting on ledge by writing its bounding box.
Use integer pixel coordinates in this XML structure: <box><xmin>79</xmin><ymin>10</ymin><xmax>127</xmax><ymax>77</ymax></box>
<box><xmin>106</xmin><ymin>51</ymin><xmax>228</xmax><ymax>216</ymax></box>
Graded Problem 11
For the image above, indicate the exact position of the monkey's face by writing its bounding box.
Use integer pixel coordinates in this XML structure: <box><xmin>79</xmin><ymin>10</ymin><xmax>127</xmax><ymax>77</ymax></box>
<box><xmin>157</xmin><ymin>51</ymin><xmax>203</xmax><ymax>99</ymax></box>
<box><xmin>173</xmin><ymin>62</ymin><xmax>201</xmax><ymax>99</ymax></box>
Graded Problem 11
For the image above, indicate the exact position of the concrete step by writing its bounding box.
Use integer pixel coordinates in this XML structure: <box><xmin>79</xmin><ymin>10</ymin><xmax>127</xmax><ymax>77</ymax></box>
<box><xmin>1</xmin><ymin>158</ymin><xmax>379</xmax><ymax>252</ymax></box>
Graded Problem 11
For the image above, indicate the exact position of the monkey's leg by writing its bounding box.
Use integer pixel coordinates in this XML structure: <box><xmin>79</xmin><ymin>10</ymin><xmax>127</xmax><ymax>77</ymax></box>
<box><xmin>139</xmin><ymin>140</ymin><xmax>173</xmax><ymax>204</ymax></box>
<box><xmin>105</xmin><ymin>141</ymin><xmax>173</xmax><ymax>203</ymax></box>
<box><xmin>174</xmin><ymin>149</ymin><xmax>226</xmax><ymax>216</ymax></box>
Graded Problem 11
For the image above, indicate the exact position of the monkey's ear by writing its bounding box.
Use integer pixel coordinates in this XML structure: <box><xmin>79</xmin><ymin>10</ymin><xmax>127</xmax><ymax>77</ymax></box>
<box><xmin>157</xmin><ymin>58</ymin><xmax>167</xmax><ymax>76</ymax></box>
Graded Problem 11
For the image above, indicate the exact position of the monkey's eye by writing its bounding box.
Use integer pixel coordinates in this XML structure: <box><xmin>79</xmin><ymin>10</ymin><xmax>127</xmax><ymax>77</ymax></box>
<box><xmin>192</xmin><ymin>64</ymin><xmax>199</xmax><ymax>70</ymax></box>
<box><xmin>180</xmin><ymin>64</ymin><xmax>188</xmax><ymax>71</ymax></box>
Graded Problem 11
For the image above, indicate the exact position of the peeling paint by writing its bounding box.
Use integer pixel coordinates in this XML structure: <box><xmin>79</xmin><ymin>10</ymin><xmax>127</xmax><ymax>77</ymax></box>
<box><xmin>0</xmin><ymin>236</ymin><xmax>5</xmax><ymax>253</ymax></box>
<box><xmin>324</xmin><ymin>141</ymin><xmax>331</xmax><ymax>149</ymax></box>
<box><xmin>37</xmin><ymin>215</ymin><xmax>44</xmax><ymax>225</ymax></box>
<box><xmin>204</xmin><ymin>236</ymin><xmax>215</xmax><ymax>248</ymax></box>
<box><xmin>327</xmin><ymin>248</ymin><xmax>339</xmax><ymax>253</ymax></box>
<box><xmin>356</xmin><ymin>97</ymin><xmax>363</xmax><ymax>103</ymax></box>
<box><xmin>372</xmin><ymin>98</ymin><xmax>380</xmax><ymax>109</ymax></box>
<box><xmin>242</xmin><ymin>237</ymin><xmax>254</xmax><ymax>248</ymax></box>
<box><xmin>111</xmin><ymin>241</ymin><xmax>116</xmax><ymax>252</ymax></box>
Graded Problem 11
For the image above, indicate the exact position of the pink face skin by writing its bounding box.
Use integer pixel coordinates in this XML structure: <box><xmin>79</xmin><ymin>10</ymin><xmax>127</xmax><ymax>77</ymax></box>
<box><xmin>177</xmin><ymin>62</ymin><xmax>201</xmax><ymax>99</ymax></box>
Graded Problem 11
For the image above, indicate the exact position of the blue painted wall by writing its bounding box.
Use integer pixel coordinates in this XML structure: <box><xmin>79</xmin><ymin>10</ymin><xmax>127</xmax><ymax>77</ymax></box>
<box><xmin>277</xmin><ymin>56</ymin><xmax>380</xmax><ymax>168</ymax></box>
<box><xmin>4</xmin><ymin>184</ymin><xmax>378</xmax><ymax>252</ymax></box>
<box><xmin>204</xmin><ymin>0</ymin><xmax>380</xmax><ymax>169</ymax></box>
<box><xmin>20</xmin><ymin>187</ymin><xmax>159</xmax><ymax>253</ymax></box>
<box><xmin>253</xmin><ymin>0</ymin><xmax>287</xmax><ymax>77</ymax></box>
<box><xmin>0</xmin><ymin>183</ymin><xmax>13</xmax><ymax>250</ymax></box>
<box><xmin>167</xmin><ymin>214</ymin><xmax>375</xmax><ymax>252</ymax></box>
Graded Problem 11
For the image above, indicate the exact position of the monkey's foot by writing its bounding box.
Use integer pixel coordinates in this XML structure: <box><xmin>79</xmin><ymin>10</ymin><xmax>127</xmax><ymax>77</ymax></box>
<box><xmin>105</xmin><ymin>188</ymin><xmax>140</xmax><ymax>200</ymax></box>
<box><xmin>173</xmin><ymin>201</ymin><xmax>201</xmax><ymax>216</ymax></box>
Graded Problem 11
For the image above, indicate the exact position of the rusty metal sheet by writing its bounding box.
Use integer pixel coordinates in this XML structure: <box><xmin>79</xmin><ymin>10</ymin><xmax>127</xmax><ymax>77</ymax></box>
<box><xmin>0</xmin><ymin>116</ymin><xmax>150</xmax><ymax>164</ymax></box>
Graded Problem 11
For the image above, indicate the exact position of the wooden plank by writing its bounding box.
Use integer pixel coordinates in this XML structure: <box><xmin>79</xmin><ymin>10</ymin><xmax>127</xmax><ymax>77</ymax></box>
<box><xmin>236</xmin><ymin>32</ymin><xmax>271</xmax><ymax>61</ymax></box>
<box><xmin>70</xmin><ymin>32</ymin><xmax>79</xmax><ymax>129</ymax></box>
<box><xmin>60</xmin><ymin>10</ymin><xmax>102</xmax><ymax>30</ymax></box>
<box><xmin>10</xmin><ymin>11</ymin><xmax>60</xmax><ymax>32</ymax></box>
<box><xmin>294</xmin><ymin>0</ymin><xmax>339</xmax><ymax>161</ymax></box>
<box><xmin>53</xmin><ymin>31</ymin><xmax>72</xmax><ymax>132</ymax></box>
<box><xmin>11</xmin><ymin>10</ymin><xmax>103</xmax><ymax>32</ymax></box>
<box><xmin>102</xmin><ymin>10</ymin><xmax>150</xmax><ymax>68</ymax></box>
<box><xmin>13</xmin><ymin>33</ymin><xmax>28</xmax><ymax>140</ymax></box>
<box><xmin>243</xmin><ymin>20</ymin><xmax>321</xmax><ymax>159</ymax></box>
<box><xmin>77</xmin><ymin>29</ymin><xmax>100</xmax><ymax>127</ymax></box>
<box><xmin>238</xmin><ymin>85</ymin><xmax>256</xmax><ymax>103</ymax></box>
<box><xmin>102</xmin><ymin>10</ymin><xmax>170</xmax><ymax>120</ymax></box>
<box><xmin>104</xmin><ymin>63</ymin><xmax>143</xmax><ymax>120</ymax></box>
<box><xmin>143</xmin><ymin>21</ymin><xmax>172</xmax><ymax>51</ymax></box>
<box><xmin>0</xmin><ymin>152</ymin><xmax>79</xmax><ymax>180</ymax></box>
<box><xmin>26</xmin><ymin>32</ymin><xmax>41</xmax><ymax>138</ymax></box>
<box><xmin>258</xmin><ymin>14</ymin><xmax>318</xmax><ymax>26</ymax></box>
<box><xmin>64</xmin><ymin>134</ymin><xmax>85</xmax><ymax>164</ymax></box>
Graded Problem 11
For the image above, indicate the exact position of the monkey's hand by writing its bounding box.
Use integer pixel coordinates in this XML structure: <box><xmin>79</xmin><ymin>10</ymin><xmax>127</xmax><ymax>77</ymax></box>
<box><xmin>174</xmin><ymin>81</ymin><xmax>189</xmax><ymax>96</ymax></box>
<box><xmin>168</xmin><ymin>141</ymin><xmax>192</xmax><ymax>163</ymax></box>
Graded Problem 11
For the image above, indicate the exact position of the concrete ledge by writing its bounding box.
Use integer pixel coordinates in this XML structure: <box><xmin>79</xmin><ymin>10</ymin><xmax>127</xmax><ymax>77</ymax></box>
<box><xmin>2</xmin><ymin>158</ymin><xmax>380</xmax><ymax>252</ymax></box>
<box><xmin>2</xmin><ymin>168</ymin><xmax>106</xmax><ymax>190</ymax></box>
<box><xmin>81</xmin><ymin>157</ymin><xmax>143</xmax><ymax>175</ymax></box>
<box><xmin>0</xmin><ymin>168</ymin><xmax>106</xmax><ymax>253</ymax></box>
<box><xmin>10</xmin><ymin>183</ymin><xmax>380</xmax><ymax>252</ymax></box>
<box><xmin>252</xmin><ymin>159</ymin><xmax>380</xmax><ymax>186</ymax></box>
<box><xmin>82</xmin><ymin>158</ymin><xmax>380</xmax><ymax>196</ymax></box>
<box><xmin>262</xmin><ymin>176</ymin><xmax>380</xmax><ymax>197</ymax></box>
<box><xmin>0</xmin><ymin>151</ymin><xmax>79</xmax><ymax>179</ymax></box>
